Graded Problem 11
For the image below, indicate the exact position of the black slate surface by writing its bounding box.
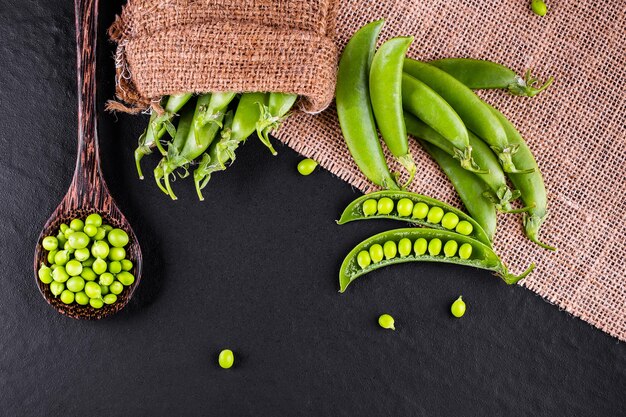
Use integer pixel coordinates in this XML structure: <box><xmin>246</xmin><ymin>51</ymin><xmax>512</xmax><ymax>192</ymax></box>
<box><xmin>0</xmin><ymin>1</ymin><xmax>624</xmax><ymax>416</ymax></box>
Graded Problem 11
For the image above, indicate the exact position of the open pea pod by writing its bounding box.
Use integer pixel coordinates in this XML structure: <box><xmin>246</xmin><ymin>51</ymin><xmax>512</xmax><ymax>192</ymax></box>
<box><xmin>339</xmin><ymin>228</ymin><xmax>535</xmax><ymax>292</ymax></box>
<box><xmin>337</xmin><ymin>190</ymin><xmax>492</xmax><ymax>247</ymax></box>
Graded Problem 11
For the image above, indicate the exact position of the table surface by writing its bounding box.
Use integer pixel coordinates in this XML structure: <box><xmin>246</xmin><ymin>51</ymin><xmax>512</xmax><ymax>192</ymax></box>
<box><xmin>0</xmin><ymin>1</ymin><xmax>625</xmax><ymax>416</ymax></box>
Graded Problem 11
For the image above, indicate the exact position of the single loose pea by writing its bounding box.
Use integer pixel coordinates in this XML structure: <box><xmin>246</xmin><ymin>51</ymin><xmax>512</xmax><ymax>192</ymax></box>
<box><xmin>84</xmin><ymin>281</ymin><xmax>101</xmax><ymax>299</ymax></box>
<box><xmin>75</xmin><ymin>291</ymin><xmax>89</xmax><ymax>305</ymax></box>
<box><xmin>396</xmin><ymin>198</ymin><xmax>414</xmax><ymax>217</ymax></box>
<box><xmin>441</xmin><ymin>212</ymin><xmax>459</xmax><ymax>230</ymax></box>
<box><xmin>89</xmin><ymin>298</ymin><xmax>104</xmax><ymax>309</ymax></box>
<box><xmin>412</xmin><ymin>202</ymin><xmax>429</xmax><ymax>219</ymax></box>
<box><xmin>108</xmin><ymin>247</ymin><xmax>126</xmax><ymax>261</ymax></box>
<box><xmin>63</xmin><ymin>241</ymin><xmax>73</xmax><ymax>251</ymax></box>
<box><xmin>120</xmin><ymin>259</ymin><xmax>133</xmax><ymax>271</ymax></box>
<box><xmin>116</xmin><ymin>271</ymin><xmax>135</xmax><ymax>286</ymax></box>
<box><xmin>56</xmin><ymin>231</ymin><xmax>67</xmax><ymax>244</ymax></box>
<box><xmin>357</xmin><ymin>251</ymin><xmax>371</xmax><ymax>269</ymax></box>
<box><xmin>38</xmin><ymin>265</ymin><xmax>53</xmax><ymax>284</ymax></box>
<box><xmin>60</xmin><ymin>290</ymin><xmax>75</xmax><ymax>305</ymax></box>
<box><xmin>94</xmin><ymin>227</ymin><xmax>107</xmax><ymax>241</ymax></box>
<box><xmin>83</xmin><ymin>224</ymin><xmax>98</xmax><ymax>238</ymax></box>
<box><xmin>99</xmin><ymin>272</ymin><xmax>114</xmax><ymax>286</ymax></box>
<box><xmin>85</xmin><ymin>213</ymin><xmax>102</xmax><ymax>227</ymax></box>
<box><xmin>92</xmin><ymin>258</ymin><xmax>107</xmax><ymax>275</ymax></box>
<box><xmin>378</xmin><ymin>314</ymin><xmax>395</xmax><ymax>330</ymax></box>
<box><xmin>451</xmin><ymin>296</ymin><xmax>466</xmax><ymax>318</ymax></box>
<box><xmin>103</xmin><ymin>294</ymin><xmax>117</xmax><ymax>305</ymax></box>
<box><xmin>459</xmin><ymin>243</ymin><xmax>473</xmax><ymax>260</ymax></box>
<box><xmin>42</xmin><ymin>236</ymin><xmax>58</xmax><ymax>251</ymax></box>
<box><xmin>428</xmin><ymin>238</ymin><xmax>442</xmax><ymax>256</ymax></box>
<box><xmin>218</xmin><ymin>349</ymin><xmax>235</xmax><ymax>369</ymax></box>
<box><xmin>443</xmin><ymin>240</ymin><xmax>458</xmax><ymax>258</ymax></box>
<box><xmin>369</xmin><ymin>244</ymin><xmax>384</xmax><ymax>263</ymax></box>
<box><xmin>377</xmin><ymin>197</ymin><xmax>394</xmax><ymax>215</ymax></box>
<box><xmin>59</xmin><ymin>223</ymin><xmax>69</xmax><ymax>234</ymax></box>
<box><xmin>414</xmin><ymin>238</ymin><xmax>428</xmax><ymax>256</ymax></box>
<box><xmin>398</xmin><ymin>238</ymin><xmax>412</xmax><ymax>257</ymax></box>
<box><xmin>50</xmin><ymin>281</ymin><xmax>64</xmax><ymax>297</ymax></box>
<box><xmin>91</xmin><ymin>241</ymin><xmax>109</xmax><ymax>259</ymax></box>
<box><xmin>531</xmin><ymin>0</ymin><xmax>547</xmax><ymax>16</ymax></box>
<box><xmin>297</xmin><ymin>158</ymin><xmax>318</xmax><ymax>176</ymax></box>
<box><xmin>65</xmin><ymin>260</ymin><xmax>83</xmax><ymax>277</ymax></box>
<box><xmin>100</xmin><ymin>285</ymin><xmax>110</xmax><ymax>295</ymax></box>
<box><xmin>108</xmin><ymin>261</ymin><xmax>122</xmax><ymax>274</ymax></box>
<box><xmin>68</xmin><ymin>232</ymin><xmax>89</xmax><ymax>249</ymax></box>
<box><xmin>455</xmin><ymin>220</ymin><xmax>474</xmax><ymax>236</ymax></box>
<box><xmin>362</xmin><ymin>199</ymin><xmax>378</xmax><ymax>217</ymax></box>
<box><xmin>74</xmin><ymin>248</ymin><xmax>90</xmax><ymax>262</ymax></box>
<box><xmin>81</xmin><ymin>267</ymin><xmax>97</xmax><ymax>281</ymax></box>
<box><xmin>427</xmin><ymin>206</ymin><xmax>445</xmax><ymax>224</ymax></box>
<box><xmin>52</xmin><ymin>267</ymin><xmax>69</xmax><ymax>283</ymax></box>
<box><xmin>54</xmin><ymin>250</ymin><xmax>70</xmax><ymax>266</ymax></box>
<box><xmin>64</xmin><ymin>228</ymin><xmax>74</xmax><ymax>239</ymax></box>
<box><xmin>66</xmin><ymin>276</ymin><xmax>85</xmax><ymax>293</ymax></box>
<box><xmin>82</xmin><ymin>257</ymin><xmax>95</xmax><ymax>267</ymax></box>
<box><xmin>108</xmin><ymin>228</ymin><xmax>129</xmax><ymax>248</ymax></box>
<box><xmin>383</xmin><ymin>241</ymin><xmax>397</xmax><ymax>260</ymax></box>
<box><xmin>109</xmin><ymin>281</ymin><xmax>124</xmax><ymax>295</ymax></box>
<box><xmin>47</xmin><ymin>250</ymin><xmax>58</xmax><ymax>264</ymax></box>
<box><xmin>70</xmin><ymin>218</ymin><xmax>84</xmax><ymax>231</ymax></box>
<box><xmin>103</xmin><ymin>225</ymin><xmax>113</xmax><ymax>232</ymax></box>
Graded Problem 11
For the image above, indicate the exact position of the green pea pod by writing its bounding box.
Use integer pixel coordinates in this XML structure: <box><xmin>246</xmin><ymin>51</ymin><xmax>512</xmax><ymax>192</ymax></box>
<box><xmin>420</xmin><ymin>140</ymin><xmax>497</xmax><ymax>240</ymax></box>
<box><xmin>339</xmin><ymin>228</ymin><xmax>535</xmax><ymax>292</ymax></box>
<box><xmin>337</xmin><ymin>190</ymin><xmax>492</xmax><ymax>247</ymax></box>
<box><xmin>487</xmin><ymin>105</ymin><xmax>556</xmax><ymax>251</ymax></box>
<box><xmin>404</xmin><ymin>112</ymin><xmax>525</xmax><ymax>212</ymax></box>
<box><xmin>403</xmin><ymin>59</ymin><xmax>532</xmax><ymax>174</ymax></box>
<box><xmin>336</xmin><ymin>19</ymin><xmax>400</xmax><ymax>190</ymax></box>
<box><xmin>369</xmin><ymin>36</ymin><xmax>417</xmax><ymax>187</ymax></box>
<box><xmin>428</xmin><ymin>58</ymin><xmax>554</xmax><ymax>97</ymax></box>
<box><xmin>256</xmin><ymin>93</ymin><xmax>298</xmax><ymax>156</ymax></box>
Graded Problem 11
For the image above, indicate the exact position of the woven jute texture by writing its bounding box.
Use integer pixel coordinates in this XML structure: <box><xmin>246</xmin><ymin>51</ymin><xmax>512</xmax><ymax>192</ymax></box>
<box><xmin>109</xmin><ymin>0</ymin><xmax>338</xmax><ymax>112</ymax></box>
<box><xmin>276</xmin><ymin>0</ymin><xmax>626</xmax><ymax>340</ymax></box>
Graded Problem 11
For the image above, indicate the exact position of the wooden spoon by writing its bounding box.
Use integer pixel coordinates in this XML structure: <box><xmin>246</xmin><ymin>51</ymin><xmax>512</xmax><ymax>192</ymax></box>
<box><xmin>33</xmin><ymin>0</ymin><xmax>142</xmax><ymax>319</ymax></box>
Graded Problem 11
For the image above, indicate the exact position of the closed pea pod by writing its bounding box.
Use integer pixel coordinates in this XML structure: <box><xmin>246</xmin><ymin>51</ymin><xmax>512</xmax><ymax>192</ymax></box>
<box><xmin>339</xmin><ymin>228</ymin><xmax>535</xmax><ymax>292</ymax></box>
<box><xmin>256</xmin><ymin>92</ymin><xmax>298</xmax><ymax>155</ymax></box>
<box><xmin>370</xmin><ymin>36</ymin><xmax>417</xmax><ymax>186</ymax></box>
<box><xmin>336</xmin><ymin>19</ymin><xmax>399</xmax><ymax>190</ymax></box>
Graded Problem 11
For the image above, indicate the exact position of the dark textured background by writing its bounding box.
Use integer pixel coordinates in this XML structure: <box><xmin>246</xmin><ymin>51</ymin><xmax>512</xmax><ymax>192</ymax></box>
<box><xmin>0</xmin><ymin>1</ymin><xmax>624</xmax><ymax>416</ymax></box>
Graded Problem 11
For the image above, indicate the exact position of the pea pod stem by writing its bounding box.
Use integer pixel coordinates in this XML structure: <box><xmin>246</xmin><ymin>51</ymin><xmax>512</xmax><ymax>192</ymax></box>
<box><xmin>339</xmin><ymin>228</ymin><xmax>535</xmax><ymax>292</ymax></box>
<box><xmin>256</xmin><ymin>93</ymin><xmax>298</xmax><ymax>156</ymax></box>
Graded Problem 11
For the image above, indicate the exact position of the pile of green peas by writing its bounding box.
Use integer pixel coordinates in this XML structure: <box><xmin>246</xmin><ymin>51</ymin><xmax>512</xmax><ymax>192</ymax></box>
<box><xmin>356</xmin><ymin>236</ymin><xmax>473</xmax><ymax>269</ymax></box>
<box><xmin>361</xmin><ymin>197</ymin><xmax>474</xmax><ymax>235</ymax></box>
<box><xmin>37</xmin><ymin>213</ymin><xmax>135</xmax><ymax>309</ymax></box>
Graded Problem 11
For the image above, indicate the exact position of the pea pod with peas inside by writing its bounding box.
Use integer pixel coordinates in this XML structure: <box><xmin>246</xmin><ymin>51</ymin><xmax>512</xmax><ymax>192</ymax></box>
<box><xmin>337</xmin><ymin>190</ymin><xmax>492</xmax><ymax>247</ymax></box>
<box><xmin>339</xmin><ymin>228</ymin><xmax>535</xmax><ymax>292</ymax></box>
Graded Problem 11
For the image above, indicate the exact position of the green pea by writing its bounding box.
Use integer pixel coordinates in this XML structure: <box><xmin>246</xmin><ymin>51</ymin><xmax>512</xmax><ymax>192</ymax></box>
<box><xmin>38</xmin><ymin>265</ymin><xmax>53</xmax><ymax>284</ymax></box>
<box><xmin>383</xmin><ymin>241</ymin><xmax>397</xmax><ymax>260</ymax></box>
<box><xmin>83</xmin><ymin>224</ymin><xmax>98</xmax><ymax>238</ymax></box>
<box><xmin>99</xmin><ymin>272</ymin><xmax>114</xmax><ymax>286</ymax></box>
<box><xmin>50</xmin><ymin>281</ymin><xmax>65</xmax><ymax>297</ymax></box>
<box><xmin>103</xmin><ymin>294</ymin><xmax>117</xmax><ymax>305</ymax></box>
<box><xmin>80</xmin><ymin>267</ymin><xmax>97</xmax><ymax>281</ymax></box>
<box><xmin>100</xmin><ymin>285</ymin><xmax>110</xmax><ymax>295</ymax></box>
<box><xmin>412</xmin><ymin>202</ymin><xmax>429</xmax><ymax>219</ymax></box>
<box><xmin>51</xmin><ymin>264</ymin><xmax>61</xmax><ymax>270</ymax></box>
<box><xmin>397</xmin><ymin>238</ymin><xmax>412</xmax><ymax>257</ymax></box>
<box><xmin>85</xmin><ymin>213</ymin><xmax>103</xmax><ymax>227</ymax></box>
<box><xmin>378</xmin><ymin>314</ymin><xmax>395</xmax><ymax>330</ymax></box>
<box><xmin>64</xmin><ymin>228</ymin><xmax>74</xmax><ymax>239</ymax></box>
<box><xmin>108</xmin><ymin>261</ymin><xmax>122</xmax><ymax>274</ymax></box>
<box><xmin>218</xmin><ymin>349</ymin><xmax>235</xmax><ymax>369</ymax></box>
<box><xmin>369</xmin><ymin>244</ymin><xmax>384</xmax><ymax>263</ymax></box>
<box><xmin>42</xmin><ymin>236</ymin><xmax>58</xmax><ymax>251</ymax></box>
<box><xmin>120</xmin><ymin>259</ymin><xmax>133</xmax><ymax>271</ymax></box>
<box><xmin>65</xmin><ymin>260</ymin><xmax>83</xmax><ymax>277</ymax></box>
<box><xmin>66</xmin><ymin>276</ymin><xmax>85</xmax><ymax>293</ymax></box>
<box><xmin>377</xmin><ymin>197</ymin><xmax>394</xmax><ymax>215</ymax></box>
<box><xmin>108</xmin><ymin>228</ymin><xmax>129</xmax><ymax>248</ymax></box>
<box><xmin>89</xmin><ymin>298</ymin><xmax>104</xmax><ymax>309</ymax></box>
<box><xmin>428</xmin><ymin>238</ymin><xmax>442</xmax><ymax>256</ymax></box>
<box><xmin>451</xmin><ymin>296</ymin><xmax>466</xmax><ymax>318</ymax></box>
<box><xmin>297</xmin><ymin>158</ymin><xmax>318</xmax><ymax>176</ymax></box>
<box><xmin>60</xmin><ymin>290</ymin><xmax>75</xmax><ymax>304</ymax></box>
<box><xmin>92</xmin><ymin>258</ymin><xmax>107</xmax><ymax>275</ymax></box>
<box><xmin>396</xmin><ymin>198</ymin><xmax>414</xmax><ymax>217</ymax></box>
<box><xmin>74</xmin><ymin>248</ymin><xmax>90</xmax><ymax>262</ymax></box>
<box><xmin>82</xmin><ymin>257</ymin><xmax>95</xmax><ymax>267</ymax></box>
<box><xmin>357</xmin><ymin>250</ymin><xmax>371</xmax><ymax>269</ymax></box>
<box><xmin>47</xmin><ymin>250</ymin><xmax>58</xmax><ymax>264</ymax></box>
<box><xmin>63</xmin><ymin>241</ymin><xmax>73</xmax><ymax>251</ymax></box>
<box><xmin>94</xmin><ymin>227</ymin><xmax>107</xmax><ymax>241</ymax></box>
<box><xmin>54</xmin><ymin>250</ymin><xmax>70</xmax><ymax>266</ymax></box>
<box><xmin>70</xmin><ymin>218</ymin><xmax>84</xmax><ymax>231</ymax></box>
<box><xmin>75</xmin><ymin>291</ymin><xmax>89</xmax><ymax>305</ymax></box>
<box><xmin>443</xmin><ymin>240</ymin><xmax>458</xmax><ymax>258</ymax></box>
<box><xmin>59</xmin><ymin>223</ymin><xmax>69</xmax><ymax>234</ymax></box>
<box><xmin>362</xmin><ymin>199</ymin><xmax>378</xmax><ymax>217</ymax></box>
<box><xmin>441</xmin><ymin>212</ymin><xmax>459</xmax><ymax>230</ymax></box>
<box><xmin>117</xmin><ymin>271</ymin><xmax>135</xmax><ymax>286</ymax></box>
<box><xmin>109</xmin><ymin>281</ymin><xmax>124</xmax><ymax>295</ymax></box>
<box><xmin>91</xmin><ymin>241</ymin><xmax>109</xmax><ymax>259</ymax></box>
<box><xmin>84</xmin><ymin>281</ymin><xmax>101</xmax><ymax>299</ymax></box>
<box><xmin>455</xmin><ymin>220</ymin><xmax>474</xmax><ymax>236</ymax></box>
<box><xmin>68</xmin><ymin>232</ymin><xmax>89</xmax><ymax>249</ymax></box>
<box><xmin>427</xmin><ymin>206</ymin><xmax>445</xmax><ymax>224</ymax></box>
<box><xmin>103</xmin><ymin>225</ymin><xmax>113</xmax><ymax>232</ymax></box>
<box><xmin>531</xmin><ymin>0</ymin><xmax>547</xmax><ymax>16</ymax></box>
<box><xmin>414</xmin><ymin>238</ymin><xmax>427</xmax><ymax>256</ymax></box>
<box><xmin>52</xmin><ymin>267</ymin><xmax>69</xmax><ymax>283</ymax></box>
<box><xmin>459</xmin><ymin>243</ymin><xmax>473</xmax><ymax>260</ymax></box>
<box><xmin>108</xmin><ymin>247</ymin><xmax>126</xmax><ymax>261</ymax></box>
